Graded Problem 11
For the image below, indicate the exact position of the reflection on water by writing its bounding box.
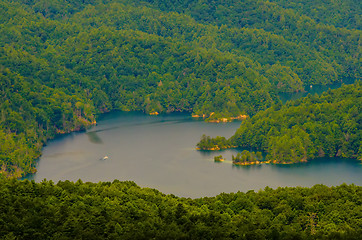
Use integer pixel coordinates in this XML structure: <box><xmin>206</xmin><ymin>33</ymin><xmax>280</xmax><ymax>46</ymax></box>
<box><xmin>86</xmin><ymin>132</ymin><xmax>103</xmax><ymax>144</ymax></box>
<box><xmin>26</xmin><ymin>112</ymin><xmax>362</xmax><ymax>198</ymax></box>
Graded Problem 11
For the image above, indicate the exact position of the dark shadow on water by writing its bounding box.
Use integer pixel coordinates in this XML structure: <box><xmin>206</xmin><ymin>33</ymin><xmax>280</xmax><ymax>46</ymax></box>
<box><xmin>274</xmin><ymin>157</ymin><xmax>360</xmax><ymax>167</ymax></box>
<box><xmin>97</xmin><ymin>111</ymin><xmax>192</xmax><ymax>122</ymax></box>
<box><xmin>232</xmin><ymin>164</ymin><xmax>263</xmax><ymax>172</ymax></box>
<box><xmin>86</xmin><ymin>132</ymin><xmax>103</xmax><ymax>144</ymax></box>
<box><xmin>266</xmin><ymin>157</ymin><xmax>362</xmax><ymax>174</ymax></box>
<box><xmin>87</xmin><ymin>118</ymin><xmax>193</xmax><ymax>134</ymax></box>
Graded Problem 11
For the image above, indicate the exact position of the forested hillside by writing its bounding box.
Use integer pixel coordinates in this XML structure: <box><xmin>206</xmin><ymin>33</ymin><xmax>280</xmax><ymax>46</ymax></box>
<box><xmin>199</xmin><ymin>82</ymin><xmax>362</xmax><ymax>163</ymax></box>
<box><xmin>131</xmin><ymin>0</ymin><xmax>361</xmax><ymax>82</ymax></box>
<box><xmin>0</xmin><ymin>0</ymin><xmax>361</xmax><ymax>176</ymax></box>
<box><xmin>269</xmin><ymin>0</ymin><xmax>361</xmax><ymax>29</ymax></box>
<box><xmin>0</xmin><ymin>179</ymin><xmax>361</xmax><ymax>239</ymax></box>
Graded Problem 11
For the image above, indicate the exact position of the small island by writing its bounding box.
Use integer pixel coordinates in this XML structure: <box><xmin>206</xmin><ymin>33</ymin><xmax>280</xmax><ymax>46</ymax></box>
<box><xmin>214</xmin><ymin>155</ymin><xmax>225</xmax><ymax>162</ymax></box>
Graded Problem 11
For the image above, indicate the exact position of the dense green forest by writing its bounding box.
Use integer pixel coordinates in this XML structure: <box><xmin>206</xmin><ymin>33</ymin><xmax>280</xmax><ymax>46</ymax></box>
<box><xmin>1</xmin><ymin>1</ymin><xmax>361</xmax><ymax>238</ymax></box>
<box><xmin>0</xmin><ymin>0</ymin><xmax>361</xmax><ymax>176</ymax></box>
<box><xmin>269</xmin><ymin>0</ymin><xmax>361</xmax><ymax>30</ymax></box>
<box><xmin>0</xmin><ymin>179</ymin><xmax>361</xmax><ymax>239</ymax></box>
<box><xmin>232</xmin><ymin>150</ymin><xmax>264</xmax><ymax>165</ymax></box>
<box><xmin>199</xmin><ymin>82</ymin><xmax>362</xmax><ymax>164</ymax></box>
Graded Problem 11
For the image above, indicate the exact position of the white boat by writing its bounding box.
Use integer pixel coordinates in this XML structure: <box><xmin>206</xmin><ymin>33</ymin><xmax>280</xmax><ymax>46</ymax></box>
<box><xmin>101</xmin><ymin>156</ymin><xmax>109</xmax><ymax>160</ymax></box>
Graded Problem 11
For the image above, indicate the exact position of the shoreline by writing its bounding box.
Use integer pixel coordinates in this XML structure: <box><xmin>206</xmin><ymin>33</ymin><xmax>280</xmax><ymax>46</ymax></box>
<box><xmin>16</xmin><ymin>111</ymin><xmax>240</xmax><ymax>179</ymax></box>
<box><xmin>192</xmin><ymin>113</ymin><xmax>248</xmax><ymax>123</ymax></box>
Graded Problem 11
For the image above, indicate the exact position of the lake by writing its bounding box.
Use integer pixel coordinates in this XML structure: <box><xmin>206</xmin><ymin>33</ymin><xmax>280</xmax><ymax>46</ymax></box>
<box><xmin>278</xmin><ymin>78</ymin><xmax>356</xmax><ymax>103</ymax></box>
<box><xmin>26</xmin><ymin>111</ymin><xmax>362</xmax><ymax>198</ymax></box>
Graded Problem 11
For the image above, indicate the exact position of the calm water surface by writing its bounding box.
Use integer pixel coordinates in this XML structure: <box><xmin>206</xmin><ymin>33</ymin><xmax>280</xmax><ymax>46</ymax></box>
<box><xmin>27</xmin><ymin>112</ymin><xmax>362</xmax><ymax>198</ymax></box>
<box><xmin>278</xmin><ymin>80</ymin><xmax>355</xmax><ymax>103</ymax></box>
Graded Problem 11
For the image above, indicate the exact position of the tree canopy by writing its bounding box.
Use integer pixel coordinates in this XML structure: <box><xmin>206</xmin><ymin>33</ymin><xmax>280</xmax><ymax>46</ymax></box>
<box><xmin>0</xmin><ymin>179</ymin><xmax>361</xmax><ymax>239</ymax></box>
<box><xmin>1</xmin><ymin>0</ymin><xmax>361</xmax><ymax>175</ymax></box>
<box><xmin>200</xmin><ymin>82</ymin><xmax>362</xmax><ymax>164</ymax></box>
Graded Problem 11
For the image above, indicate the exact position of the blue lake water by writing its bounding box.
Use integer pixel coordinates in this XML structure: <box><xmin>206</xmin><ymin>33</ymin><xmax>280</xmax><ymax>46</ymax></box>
<box><xmin>27</xmin><ymin>111</ymin><xmax>362</xmax><ymax>198</ymax></box>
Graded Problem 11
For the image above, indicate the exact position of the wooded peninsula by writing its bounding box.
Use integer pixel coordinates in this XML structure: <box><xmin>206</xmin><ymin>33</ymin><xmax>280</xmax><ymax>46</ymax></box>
<box><xmin>197</xmin><ymin>83</ymin><xmax>362</xmax><ymax>164</ymax></box>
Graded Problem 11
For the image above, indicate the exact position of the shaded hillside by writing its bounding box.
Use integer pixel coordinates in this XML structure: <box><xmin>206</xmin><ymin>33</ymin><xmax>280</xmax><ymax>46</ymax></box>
<box><xmin>131</xmin><ymin>0</ymin><xmax>361</xmax><ymax>82</ymax></box>
<box><xmin>269</xmin><ymin>0</ymin><xmax>361</xmax><ymax>30</ymax></box>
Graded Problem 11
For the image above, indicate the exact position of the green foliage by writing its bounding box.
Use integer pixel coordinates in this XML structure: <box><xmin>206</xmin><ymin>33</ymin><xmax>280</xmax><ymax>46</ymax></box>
<box><xmin>230</xmin><ymin>82</ymin><xmax>362</xmax><ymax>163</ymax></box>
<box><xmin>232</xmin><ymin>150</ymin><xmax>263</xmax><ymax>165</ymax></box>
<box><xmin>197</xmin><ymin>134</ymin><xmax>232</xmax><ymax>150</ymax></box>
<box><xmin>0</xmin><ymin>68</ymin><xmax>96</xmax><ymax>176</ymax></box>
<box><xmin>0</xmin><ymin>179</ymin><xmax>361</xmax><ymax>239</ymax></box>
<box><xmin>269</xmin><ymin>0</ymin><xmax>361</xmax><ymax>30</ymax></box>
<box><xmin>131</xmin><ymin>0</ymin><xmax>361</xmax><ymax>84</ymax></box>
<box><xmin>0</xmin><ymin>0</ymin><xmax>360</xmax><ymax>175</ymax></box>
<box><xmin>213</xmin><ymin>155</ymin><xmax>223</xmax><ymax>162</ymax></box>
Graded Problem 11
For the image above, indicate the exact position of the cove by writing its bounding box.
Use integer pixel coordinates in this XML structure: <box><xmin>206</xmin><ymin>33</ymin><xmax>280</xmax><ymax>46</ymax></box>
<box><xmin>278</xmin><ymin>79</ymin><xmax>355</xmax><ymax>103</ymax></box>
<box><xmin>26</xmin><ymin>111</ymin><xmax>362</xmax><ymax>198</ymax></box>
